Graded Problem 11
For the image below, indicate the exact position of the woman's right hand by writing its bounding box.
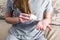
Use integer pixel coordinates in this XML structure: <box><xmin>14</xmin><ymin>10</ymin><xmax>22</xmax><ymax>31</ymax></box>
<box><xmin>19</xmin><ymin>13</ymin><xmax>32</xmax><ymax>23</ymax></box>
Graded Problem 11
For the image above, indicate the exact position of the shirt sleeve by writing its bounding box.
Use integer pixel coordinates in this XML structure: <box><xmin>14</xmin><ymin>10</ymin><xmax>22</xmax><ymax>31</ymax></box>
<box><xmin>6</xmin><ymin>0</ymin><xmax>13</xmax><ymax>13</ymax></box>
<box><xmin>45</xmin><ymin>0</ymin><xmax>53</xmax><ymax>13</ymax></box>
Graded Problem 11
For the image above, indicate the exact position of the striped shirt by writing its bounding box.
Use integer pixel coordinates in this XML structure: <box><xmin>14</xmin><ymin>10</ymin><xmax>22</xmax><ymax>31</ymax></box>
<box><xmin>6</xmin><ymin>0</ymin><xmax>53</xmax><ymax>40</ymax></box>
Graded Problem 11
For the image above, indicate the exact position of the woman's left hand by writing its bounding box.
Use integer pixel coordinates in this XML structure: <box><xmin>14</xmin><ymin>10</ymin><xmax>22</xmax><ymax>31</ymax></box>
<box><xmin>36</xmin><ymin>20</ymin><xmax>52</xmax><ymax>30</ymax></box>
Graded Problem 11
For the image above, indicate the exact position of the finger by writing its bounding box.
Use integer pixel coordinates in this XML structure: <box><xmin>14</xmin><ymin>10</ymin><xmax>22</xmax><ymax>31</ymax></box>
<box><xmin>42</xmin><ymin>27</ymin><xmax>44</xmax><ymax>30</ymax></box>
<box><xmin>19</xmin><ymin>18</ymin><xmax>23</xmax><ymax>23</ymax></box>
<box><xmin>40</xmin><ymin>26</ymin><xmax>43</xmax><ymax>30</ymax></box>
<box><xmin>36</xmin><ymin>24</ymin><xmax>40</xmax><ymax>30</ymax></box>
<box><xmin>42</xmin><ymin>24</ymin><xmax>45</xmax><ymax>30</ymax></box>
<box><xmin>20</xmin><ymin>18</ymin><xmax>27</xmax><ymax>23</ymax></box>
<box><xmin>38</xmin><ymin>22</ymin><xmax>44</xmax><ymax>30</ymax></box>
<box><xmin>47</xmin><ymin>25</ymin><xmax>52</xmax><ymax>30</ymax></box>
<box><xmin>20</xmin><ymin>13</ymin><xmax>30</xmax><ymax>17</ymax></box>
<box><xmin>36</xmin><ymin>22</ymin><xmax>42</xmax><ymax>30</ymax></box>
<box><xmin>20</xmin><ymin>18</ymin><xmax>25</xmax><ymax>23</ymax></box>
<box><xmin>42</xmin><ymin>24</ymin><xmax>46</xmax><ymax>30</ymax></box>
<box><xmin>40</xmin><ymin>23</ymin><xmax>45</xmax><ymax>30</ymax></box>
<box><xmin>36</xmin><ymin>26</ymin><xmax>41</xmax><ymax>30</ymax></box>
<box><xmin>36</xmin><ymin>24</ymin><xmax>43</xmax><ymax>30</ymax></box>
<box><xmin>20</xmin><ymin>15</ymin><xmax>30</xmax><ymax>20</ymax></box>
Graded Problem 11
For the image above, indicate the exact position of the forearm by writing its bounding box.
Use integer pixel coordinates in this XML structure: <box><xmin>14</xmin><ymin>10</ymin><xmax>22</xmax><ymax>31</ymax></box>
<box><xmin>5</xmin><ymin>17</ymin><xmax>20</xmax><ymax>24</ymax></box>
<box><xmin>43</xmin><ymin>12</ymin><xmax>51</xmax><ymax>24</ymax></box>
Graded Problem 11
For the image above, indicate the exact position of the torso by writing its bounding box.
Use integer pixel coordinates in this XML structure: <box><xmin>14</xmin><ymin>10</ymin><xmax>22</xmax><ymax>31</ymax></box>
<box><xmin>9</xmin><ymin>0</ymin><xmax>49</xmax><ymax>39</ymax></box>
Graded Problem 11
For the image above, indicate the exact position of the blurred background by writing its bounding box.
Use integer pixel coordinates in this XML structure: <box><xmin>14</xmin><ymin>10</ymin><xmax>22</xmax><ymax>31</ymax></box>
<box><xmin>0</xmin><ymin>0</ymin><xmax>60</xmax><ymax>40</ymax></box>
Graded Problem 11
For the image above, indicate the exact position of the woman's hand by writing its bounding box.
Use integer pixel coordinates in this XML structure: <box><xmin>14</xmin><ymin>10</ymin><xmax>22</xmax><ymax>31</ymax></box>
<box><xmin>36</xmin><ymin>20</ymin><xmax>52</xmax><ymax>30</ymax></box>
<box><xmin>19</xmin><ymin>13</ymin><xmax>32</xmax><ymax>23</ymax></box>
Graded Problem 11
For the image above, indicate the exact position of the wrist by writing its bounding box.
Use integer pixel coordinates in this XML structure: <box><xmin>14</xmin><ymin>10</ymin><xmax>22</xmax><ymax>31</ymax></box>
<box><xmin>16</xmin><ymin>17</ymin><xmax>21</xmax><ymax>23</ymax></box>
<box><xmin>43</xmin><ymin>19</ymin><xmax>51</xmax><ymax>24</ymax></box>
<box><xmin>42</xmin><ymin>20</ymin><xmax>51</xmax><ymax>28</ymax></box>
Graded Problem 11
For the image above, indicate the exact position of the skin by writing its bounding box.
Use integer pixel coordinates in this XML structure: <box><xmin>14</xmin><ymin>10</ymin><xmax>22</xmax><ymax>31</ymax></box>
<box><xmin>4</xmin><ymin>0</ymin><xmax>52</xmax><ymax>30</ymax></box>
<box><xmin>4</xmin><ymin>13</ymin><xmax>31</xmax><ymax>24</ymax></box>
<box><xmin>4</xmin><ymin>12</ymin><xmax>52</xmax><ymax>30</ymax></box>
<box><xmin>36</xmin><ymin>12</ymin><xmax>52</xmax><ymax>30</ymax></box>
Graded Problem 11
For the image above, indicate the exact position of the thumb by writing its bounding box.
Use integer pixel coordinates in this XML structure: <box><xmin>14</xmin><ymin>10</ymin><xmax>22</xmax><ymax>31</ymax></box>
<box><xmin>47</xmin><ymin>25</ymin><xmax>52</xmax><ymax>30</ymax></box>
